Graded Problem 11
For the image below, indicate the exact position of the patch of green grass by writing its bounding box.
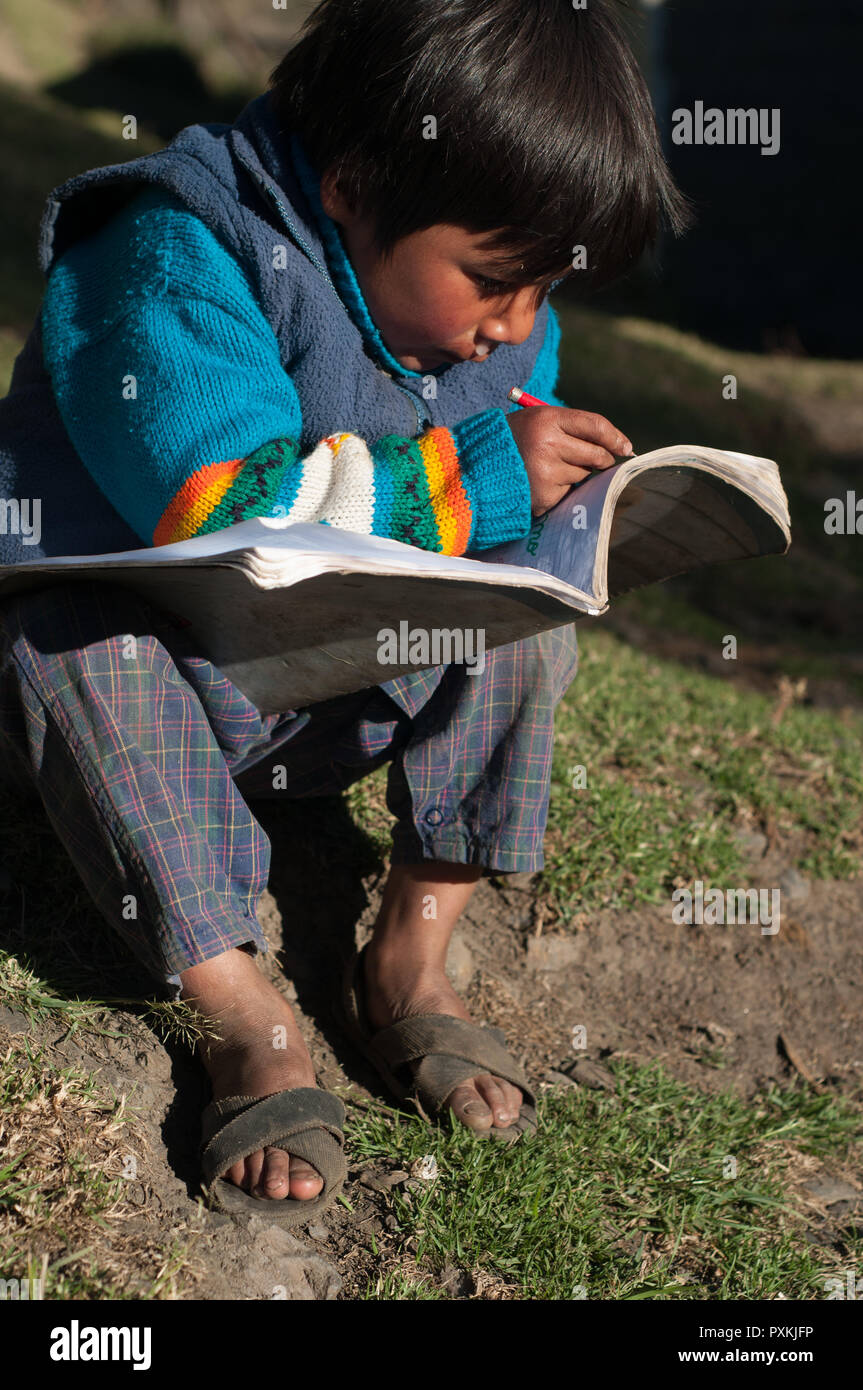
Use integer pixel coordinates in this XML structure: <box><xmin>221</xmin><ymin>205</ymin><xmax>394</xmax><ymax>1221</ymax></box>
<box><xmin>364</xmin><ymin>1270</ymin><xmax>447</xmax><ymax>1300</ymax></box>
<box><xmin>0</xmin><ymin>0</ymin><xmax>88</xmax><ymax>85</ymax></box>
<box><xmin>0</xmin><ymin>949</ymin><xmax>220</xmax><ymax>1048</ymax></box>
<box><xmin>541</xmin><ymin>627</ymin><xmax>862</xmax><ymax>916</ymax></box>
<box><xmin>613</xmin><ymin>313</ymin><xmax>863</xmax><ymax>406</ymax></box>
<box><xmin>346</xmin><ymin>1062</ymin><xmax>862</xmax><ymax>1301</ymax></box>
<box><xmin>0</xmin><ymin>1032</ymin><xmax>197</xmax><ymax>1298</ymax></box>
<box><xmin>610</xmin><ymin>581</ymin><xmax>863</xmax><ymax>704</ymax></box>
<box><xmin>0</xmin><ymin>953</ymin><xmax>124</xmax><ymax>1039</ymax></box>
<box><xmin>344</xmin><ymin>773</ymin><xmax>393</xmax><ymax>863</ymax></box>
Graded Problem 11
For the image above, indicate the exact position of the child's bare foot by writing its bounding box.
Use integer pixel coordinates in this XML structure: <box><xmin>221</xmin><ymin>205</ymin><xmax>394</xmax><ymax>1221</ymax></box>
<box><xmin>361</xmin><ymin>944</ymin><xmax>525</xmax><ymax>1132</ymax></box>
<box><xmin>363</xmin><ymin>861</ymin><xmax>527</xmax><ymax>1133</ymax></box>
<box><xmin>180</xmin><ymin>948</ymin><xmax>324</xmax><ymax>1202</ymax></box>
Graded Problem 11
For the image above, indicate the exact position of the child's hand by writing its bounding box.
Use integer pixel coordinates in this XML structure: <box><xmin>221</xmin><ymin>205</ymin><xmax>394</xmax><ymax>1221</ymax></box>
<box><xmin>507</xmin><ymin>407</ymin><xmax>634</xmax><ymax>516</ymax></box>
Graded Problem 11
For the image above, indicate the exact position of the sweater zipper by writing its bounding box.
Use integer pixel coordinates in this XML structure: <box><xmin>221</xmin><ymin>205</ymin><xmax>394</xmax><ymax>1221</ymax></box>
<box><xmin>233</xmin><ymin>146</ymin><xmax>337</xmax><ymax>292</ymax></box>
<box><xmin>379</xmin><ymin>373</ymin><xmax>429</xmax><ymax>435</ymax></box>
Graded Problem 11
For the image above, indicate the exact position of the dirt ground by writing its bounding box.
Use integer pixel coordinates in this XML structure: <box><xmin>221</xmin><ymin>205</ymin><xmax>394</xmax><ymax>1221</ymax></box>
<box><xmin>2</xmin><ymin>797</ymin><xmax>860</xmax><ymax>1300</ymax></box>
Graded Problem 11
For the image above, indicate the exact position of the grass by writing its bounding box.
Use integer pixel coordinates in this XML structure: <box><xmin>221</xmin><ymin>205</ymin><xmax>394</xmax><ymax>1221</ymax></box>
<box><xmin>0</xmin><ymin>0</ymin><xmax>89</xmax><ymax>86</ymax></box>
<box><xmin>543</xmin><ymin>627</ymin><xmax>863</xmax><ymax>915</ymax></box>
<box><xmin>345</xmin><ymin>1063</ymin><xmax>862</xmax><ymax>1301</ymax></box>
<box><xmin>0</xmin><ymin>1030</ymin><xmax>200</xmax><ymax>1299</ymax></box>
<box><xmin>0</xmin><ymin>950</ymin><xmax>220</xmax><ymax>1049</ymax></box>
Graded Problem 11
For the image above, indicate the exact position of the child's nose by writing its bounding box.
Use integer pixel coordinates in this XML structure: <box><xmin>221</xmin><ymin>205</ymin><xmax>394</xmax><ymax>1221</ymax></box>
<box><xmin>478</xmin><ymin>288</ymin><xmax>538</xmax><ymax>348</ymax></box>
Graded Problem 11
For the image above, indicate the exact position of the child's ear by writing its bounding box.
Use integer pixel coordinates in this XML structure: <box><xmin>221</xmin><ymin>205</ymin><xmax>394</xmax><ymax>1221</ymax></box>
<box><xmin>319</xmin><ymin>168</ymin><xmax>355</xmax><ymax>225</ymax></box>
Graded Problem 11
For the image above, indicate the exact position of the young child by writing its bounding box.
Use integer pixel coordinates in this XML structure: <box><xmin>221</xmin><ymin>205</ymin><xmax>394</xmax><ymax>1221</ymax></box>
<box><xmin>0</xmin><ymin>0</ymin><xmax>688</xmax><ymax>1225</ymax></box>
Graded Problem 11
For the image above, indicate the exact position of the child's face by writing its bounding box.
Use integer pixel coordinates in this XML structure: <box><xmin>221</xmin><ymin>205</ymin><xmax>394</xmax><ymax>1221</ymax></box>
<box><xmin>321</xmin><ymin>176</ymin><xmax>564</xmax><ymax>373</ymax></box>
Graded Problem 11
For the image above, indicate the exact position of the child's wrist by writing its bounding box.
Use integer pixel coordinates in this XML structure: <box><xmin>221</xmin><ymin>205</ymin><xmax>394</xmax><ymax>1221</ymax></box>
<box><xmin>452</xmin><ymin>409</ymin><xmax>533</xmax><ymax>549</ymax></box>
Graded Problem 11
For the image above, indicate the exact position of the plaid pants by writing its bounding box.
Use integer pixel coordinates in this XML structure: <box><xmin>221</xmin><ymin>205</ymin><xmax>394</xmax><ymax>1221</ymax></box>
<box><xmin>0</xmin><ymin>579</ymin><xmax>578</xmax><ymax>989</ymax></box>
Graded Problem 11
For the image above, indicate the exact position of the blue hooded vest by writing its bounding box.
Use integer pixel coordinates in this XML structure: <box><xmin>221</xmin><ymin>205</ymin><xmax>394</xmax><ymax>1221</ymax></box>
<box><xmin>0</xmin><ymin>91</ymin><xmax>553</xmax><ymax>565</ymax></box>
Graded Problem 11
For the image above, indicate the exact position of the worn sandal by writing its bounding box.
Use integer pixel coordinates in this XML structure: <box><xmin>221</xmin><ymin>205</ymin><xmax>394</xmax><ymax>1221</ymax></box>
<box><xmin>334</xmin><ymin>943</ymin><xmax>537</xmax><ymax>1141</ymax></box>
<box><xmin>200</xmin><ymin>1087</ymin><xmax>347</xmax><ymax>1226</ymax></box>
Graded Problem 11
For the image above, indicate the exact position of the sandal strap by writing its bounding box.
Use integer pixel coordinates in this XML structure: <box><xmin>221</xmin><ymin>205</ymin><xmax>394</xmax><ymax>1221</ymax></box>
<box><xmin>200</xmin><ymin>1088</ymin><xmax>345</xmax><ymax>1197</ymax></box>
<box><xmin>368</xmin><ymin>1014</ymin><xmax>535</xmax><ymax>1105</ymax></box>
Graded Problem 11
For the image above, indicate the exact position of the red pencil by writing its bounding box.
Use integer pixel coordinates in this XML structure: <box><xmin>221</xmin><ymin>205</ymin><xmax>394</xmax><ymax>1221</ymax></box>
<box><xmin>507</xmin><ymin>386</ymin><xmax>550</xmax><ymax>408</ymax></box>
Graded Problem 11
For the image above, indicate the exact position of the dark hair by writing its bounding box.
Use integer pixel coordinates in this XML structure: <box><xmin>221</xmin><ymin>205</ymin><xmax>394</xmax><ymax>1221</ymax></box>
<box><xmin>268</xmin><ymin>0</ymin><xmax>691</xmax><ymax>294</ymax></box>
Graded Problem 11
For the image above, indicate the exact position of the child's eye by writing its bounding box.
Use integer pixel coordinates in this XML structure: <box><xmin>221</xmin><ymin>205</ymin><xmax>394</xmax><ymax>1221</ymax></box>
<box><xmin>470</xmin><ymin>271</ymin><xmax>553</xmax><ymax>303</ymax></box>
<box><xmin>471</xmin><ymin>273</ymin><xmax>511</xmax><ymax>297</ymax></box>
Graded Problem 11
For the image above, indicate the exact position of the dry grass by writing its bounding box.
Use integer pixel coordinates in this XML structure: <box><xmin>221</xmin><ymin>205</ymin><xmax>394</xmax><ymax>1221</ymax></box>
<box><xmin>0</xmin><ymin>1025</ymin><xmax>203</xmax><ymax>1299</ymax></box>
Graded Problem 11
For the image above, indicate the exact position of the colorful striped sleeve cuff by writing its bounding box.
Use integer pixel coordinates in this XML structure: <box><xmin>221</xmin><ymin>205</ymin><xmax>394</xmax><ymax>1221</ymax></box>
<box><xmin>153</xmin><ymin>437</ymin><xmax>300</xmax><ymax>545</ymax></box>
<box><xmin>153</xmin><ymin>407</ymin><xmax>532</xmax><ymax>556</ymax></box>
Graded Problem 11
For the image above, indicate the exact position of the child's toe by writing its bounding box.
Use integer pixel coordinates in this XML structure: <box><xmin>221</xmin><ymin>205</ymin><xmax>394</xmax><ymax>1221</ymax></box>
<box><xmin>448</xmin><ymin>1080</ymin><xmax>495</xmax><ymax>1130</ymax></box>
<box><xmin>473</xmin><ymin>1074</ymin><xmax>523</xmax><ymax>1126</ymax></box>
<box><xmin>255</xmin><ymin>1147</ymin><xmax>293</xmax><ymax>1198</ymax></box>
<box><xmin>287</xmin><ymin>1155</ymin><xmax>324</xmax><ymax>1199</ymax></box>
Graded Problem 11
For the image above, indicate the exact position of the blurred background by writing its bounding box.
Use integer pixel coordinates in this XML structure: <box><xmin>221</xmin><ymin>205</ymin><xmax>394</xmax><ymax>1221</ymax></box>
<box><xmin>0</xmin><ymin>0</ymin><xmax>861</xmax><ymax>704</ymax></box>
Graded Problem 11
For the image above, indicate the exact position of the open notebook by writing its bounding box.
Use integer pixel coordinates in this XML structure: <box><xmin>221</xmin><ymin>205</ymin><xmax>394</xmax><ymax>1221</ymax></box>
<box><xmin>0</xmin><ymin>445</ymin><xmax>791</xmax><ymax>713</ymax></box>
